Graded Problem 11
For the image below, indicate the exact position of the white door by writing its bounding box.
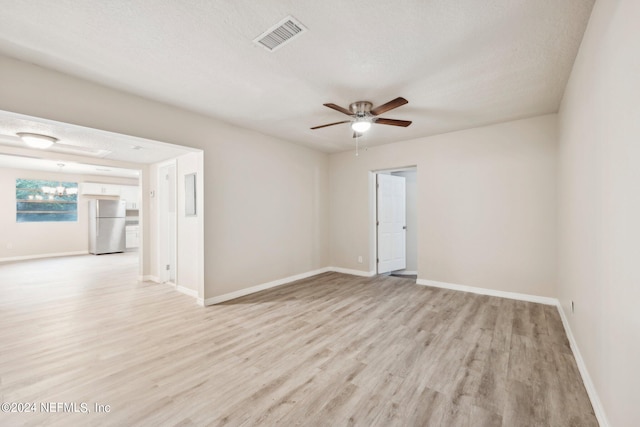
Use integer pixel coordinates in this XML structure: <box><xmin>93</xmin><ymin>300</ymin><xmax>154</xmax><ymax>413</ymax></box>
<box><xmin>158</xmin><ymin>163</ymin><xmax>177</xmax><ymax>284</ymax></box>
<box><xmin>377</xmin><ymin>174</ymin><xmax>406</xmax><ymax>274</ymax></box>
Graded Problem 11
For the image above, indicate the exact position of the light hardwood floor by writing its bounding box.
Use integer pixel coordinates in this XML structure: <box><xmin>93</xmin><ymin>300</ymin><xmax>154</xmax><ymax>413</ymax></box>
<box><xmin>0</xmin><ymin>253</ymin><xmax>597</xmax><ymax>426</ymax></box>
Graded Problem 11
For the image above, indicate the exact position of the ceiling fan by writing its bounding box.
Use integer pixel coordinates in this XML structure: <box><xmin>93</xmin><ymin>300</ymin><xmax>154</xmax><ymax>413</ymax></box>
<box><xmin>311</xmin><ymin>97</ymin><xmax>412</xmax><ymax>137</ymax></box>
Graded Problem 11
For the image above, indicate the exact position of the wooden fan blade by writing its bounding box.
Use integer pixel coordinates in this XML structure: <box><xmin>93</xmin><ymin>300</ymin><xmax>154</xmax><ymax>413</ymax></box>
<box><xmin>310</xmin><ymin>120</ymin><xmax>351</xmax><ymax>130</ymax></box>
<box><xmin>374</xmin><ymin>118</ymin><xmax>412</xmax><ymax>127</ymax></box>
<box><xmin>324</xmin><ymin>103</ymin><xmax>354</xmax><ymax>116</ymax></box>
<box><xmin>370</xmin><ymin>97</ymin><xmax>408</xmax><ymax>116</ymax></box>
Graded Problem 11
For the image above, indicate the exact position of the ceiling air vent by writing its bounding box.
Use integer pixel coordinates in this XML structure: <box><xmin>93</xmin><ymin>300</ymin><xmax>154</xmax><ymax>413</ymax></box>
<box><xmin>253</xmin><ymin>16</ymin><xmax>307</xmax><ymax>52</ymax></box>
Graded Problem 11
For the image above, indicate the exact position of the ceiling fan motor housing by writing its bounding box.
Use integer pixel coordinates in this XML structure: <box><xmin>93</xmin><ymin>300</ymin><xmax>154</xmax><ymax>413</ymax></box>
<box><xmin>349</xmin><ymin>101</ymin><xmax>373</xmax><ymax>116</ymax></box>
<box><xmin>310</xmin><ymin>97</ymin><xmax>410</xmax><ymax>131</ymax></box>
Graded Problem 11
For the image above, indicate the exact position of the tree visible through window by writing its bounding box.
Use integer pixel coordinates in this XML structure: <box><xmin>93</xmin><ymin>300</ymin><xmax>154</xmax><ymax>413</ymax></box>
<box><xmin>16</xmin><ymin>179</ymin><xmax>78</xmax><ymax>222</ymax></box>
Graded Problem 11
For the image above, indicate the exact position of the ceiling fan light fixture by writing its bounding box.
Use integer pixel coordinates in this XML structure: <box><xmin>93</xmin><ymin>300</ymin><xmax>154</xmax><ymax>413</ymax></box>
<box><xmin>17</xmin><ymin>132</ymin><xmax>58</xmax><ymax>149</ymax></box>
<box><xmin>351</xmin><ymin>119</ymin><xmax>371</xmax><ymax>133</ymax></box>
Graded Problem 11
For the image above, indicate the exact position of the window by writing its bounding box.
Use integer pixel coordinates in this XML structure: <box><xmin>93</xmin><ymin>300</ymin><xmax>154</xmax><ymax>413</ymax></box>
<box><xmin>16</xmin><ymin>179</ymin><xmax>79</xmax><ymax>223</ymax></box>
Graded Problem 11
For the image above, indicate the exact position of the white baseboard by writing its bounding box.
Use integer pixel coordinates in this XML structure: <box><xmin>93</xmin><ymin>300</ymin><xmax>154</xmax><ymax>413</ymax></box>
<box><xmin>0</xmin><ymin>250</ymin><xmax>88</xmax><ymax>263</ymax></box>
<box><xmin>204</xmin><ymin>267</ymin><xmax>332</xmax><ymax>305</ymax></box>
<box><xmin>556</xmin><ymin>303</ymin><xmax>610</xmax><ymax>427</ymax></box>
<box><xmin>176</xmin><ymin>285</ymin><xmax>198</xmax><ymax>298</ymax></box>
<box><xmin>328</xmin><ymin>267</ymin><xmax>376</xmax><ymax>277</ymax></box>
<box><xmin>416</xmin><ymin>278</ymin><xmax>558</xmax><ymax>306</ymax></box>
<box><xmin>140</xmin><ymin>276</ymin><xmax>200</xmax><ymax>300</ymax></box>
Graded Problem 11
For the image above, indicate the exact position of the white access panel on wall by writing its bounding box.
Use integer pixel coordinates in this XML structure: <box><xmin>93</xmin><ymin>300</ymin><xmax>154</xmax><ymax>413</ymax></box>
<box><xmin>377</xmin><ymin>173</ymin><xmax>406</xmax><ymax>274</ymax></box>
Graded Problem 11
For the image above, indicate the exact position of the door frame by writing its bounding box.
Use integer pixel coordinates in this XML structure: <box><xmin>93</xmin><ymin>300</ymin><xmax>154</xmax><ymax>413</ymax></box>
<box><xmin>369</xmin><ymin>166</ymin><xmax>417</xmax><ymax>277</ymax></box>
<box><xmin>157</xmin><ymin>159</ymin><xmax>177</xmax><ymax>284</ymax></box>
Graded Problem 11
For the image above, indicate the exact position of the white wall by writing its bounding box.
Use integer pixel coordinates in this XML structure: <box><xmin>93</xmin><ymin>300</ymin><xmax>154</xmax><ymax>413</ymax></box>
<box><xmin>0</xmin><ymin>54</ymin><xmax>330</xmax><ymax>300</ymax></box>
<box><xmin>207</xmin><ymin>135</ymin><xmax>328</xmax><ymax>296</ymax></box>
<box><xmin>0</xmin><ymin>167</ymin><xmax>137</xmax><ymax>261</ymax></box>
<box><xmin>557</xmin><ymin>0</ymin><xmax>640</xmax><ymax>425</ymax></box>
<box><xmin>175</xmin><ymin>152</ymin><xmax>204</xmax><ymax>296</ymax></box>
<box><xmin>330</xmin><ymin>115</ymin><xmax>557</xmax><ymax>297</ymax></box>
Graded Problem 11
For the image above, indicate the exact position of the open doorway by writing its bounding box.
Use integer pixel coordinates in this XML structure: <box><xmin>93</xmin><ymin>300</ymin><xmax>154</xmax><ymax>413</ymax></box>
<box><xmin>0</xmin><ymin>109</ymin><xmax>205</xmax><ymax>303</ymax></box>
<box><xmin>373</xmin><ymin>167</ymin><xmax>417</xmax><ymax>278</ymax></box>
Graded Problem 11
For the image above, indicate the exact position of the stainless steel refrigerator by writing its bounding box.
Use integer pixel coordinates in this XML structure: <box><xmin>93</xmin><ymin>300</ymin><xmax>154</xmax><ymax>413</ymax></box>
<box><xmin>88</xmin><ymin>200</ymin><xmax>126</xmax><ymax>255</ymax></box>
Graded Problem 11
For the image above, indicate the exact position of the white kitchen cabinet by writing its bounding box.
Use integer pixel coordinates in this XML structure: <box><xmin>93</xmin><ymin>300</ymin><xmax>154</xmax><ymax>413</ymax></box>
<box><xmin>120</xmin><ymin>185</ymin><xmax>140</xmax><ymax>210</ymax></box>
<box><xmin>81</xmin><ymin>182</ymin><xmax>121</xmax><ymax>196</ymax></box>
<box><xmin>81</xmin><ymin>183</ymin><xmax>140</xmax><ymax>209</ymax></box>
<box><xmin>125</xmin><ymin>225</ymin><xmax>140</xmax><ymax>249</ymax></box>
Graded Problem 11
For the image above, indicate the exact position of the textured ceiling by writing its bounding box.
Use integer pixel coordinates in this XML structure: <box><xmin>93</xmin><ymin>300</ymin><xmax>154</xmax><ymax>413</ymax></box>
<box><xmin>0</xmin><ymin>110</ymin><xmax>197</xmax><ymax>164</ymax></box>
<box><xmin>0</xmin><ymin>0</ymin><xmax>595</xmax><ymax>153</ymax></box>
<box><xmin>0</xmin><ymin>154</ymin><xmax>139</xmax><ymax>179</ymax></box>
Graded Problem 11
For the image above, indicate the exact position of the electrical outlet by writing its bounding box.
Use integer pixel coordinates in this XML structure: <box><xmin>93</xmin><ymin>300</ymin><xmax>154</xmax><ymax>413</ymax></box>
<box><xmin>357</xmin><ymin>256</ymin><xmax>363</xmax><ymax>264</ymax></box>
<box><xmin>571</xmin><ymin>300</ymin><xmax>575</xmax><ymax>314</ymax></box>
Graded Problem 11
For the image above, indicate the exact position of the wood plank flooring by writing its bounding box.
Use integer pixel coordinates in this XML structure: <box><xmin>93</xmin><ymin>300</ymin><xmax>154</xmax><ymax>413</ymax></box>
<box><xmin>0</xmin><ymin>253</ymin><xmax>597</xmax><ymax>426</ymax></box>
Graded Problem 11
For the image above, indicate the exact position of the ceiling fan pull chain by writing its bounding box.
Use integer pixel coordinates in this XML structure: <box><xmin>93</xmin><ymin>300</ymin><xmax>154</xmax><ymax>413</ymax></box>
<box><xmin>355</xmin><ymin>134</ymin><xmax>359</xmax><ymax>157</ymax></box>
